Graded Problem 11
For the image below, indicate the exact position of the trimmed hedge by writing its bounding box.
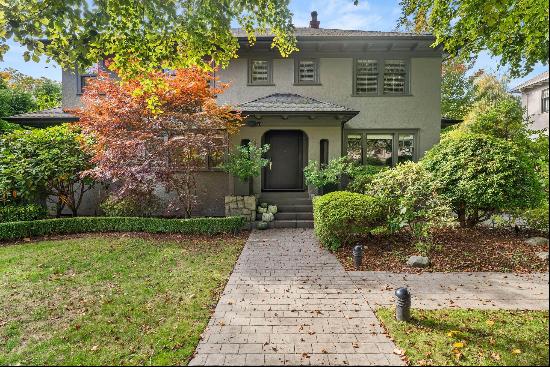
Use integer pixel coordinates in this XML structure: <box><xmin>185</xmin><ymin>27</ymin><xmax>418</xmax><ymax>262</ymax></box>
<box><xmin>0</xmin><ymin>203</ymin><xmax>48</xmax><ymax>223</ymax></box>
<box><xmin>313</xmin><ymin>191</ymin><xmax>386</xmax><ymax>251</ymax></box>
<box><xmin>0</xmin><ymin>216</ymin><xmax>246</xmax><ymax>241</ymax></box>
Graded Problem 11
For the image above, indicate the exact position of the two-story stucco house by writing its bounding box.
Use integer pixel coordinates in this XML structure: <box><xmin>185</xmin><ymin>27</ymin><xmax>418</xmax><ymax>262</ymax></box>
<box><xmin>5</xmin><ymin>12</ymin><xmax>443</xmax><ymax>226</ymax></box>
<box><xmin>511</xmin><ymin>71</ymin><xmax>549</xmax><ymax>134</ymax></box>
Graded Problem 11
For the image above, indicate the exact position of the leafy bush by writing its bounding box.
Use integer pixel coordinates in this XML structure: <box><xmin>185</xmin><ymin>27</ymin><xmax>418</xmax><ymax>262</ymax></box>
<box><xmin>523</xmin><ymin>204</ymin><xmax>549</xmax><ymax>234</ymax></box>
<box><xmin>346</xmin><ymin>165</ymin><xmax>388</xmax><ymax>193</ymax></box>
<box><xmin>222</xmin><ymin>142</ymin><xmax>270</xmax><ymax>182</ymax></box>
<box><xmin>423</xmin><ymin>133</ymin><xmax>542</xmax><ymax>227</ymax></box>
<box><xmin>0</xmin><ymin>203</ymin><xmax>47</xmax><ymax>223</ymax></box>
<box><xmin>0</xmin><ymin>216</ymin><xmax>246</xmax><ymax>241</ymax></box>
<box><xmin>304</xmin><ymin>157</ymin><xmax>350</xmax><ymax>189</ymax></box>
<box><xmin>313</xmin><ymin>191</ymin><xmax>386</xmax><ymax>251</ymax></box>
<box><xmin>367</xmin><ymin>162</ymin><xmax>453</xmax><ymax>249</ymax></box>
<box><xmin>304</xmin><ymin>157</ymin><xmax>385</xmax><ymax>193</ymax></box>
<box><xmin>100</xmin><ymin>193</ymin><xmax>162</xmax><ymax>217</ymax></box>
<box><xmin>0</xmin><ymin>124</ymin><xmax>94</xmax><ymax>216</ymax></box>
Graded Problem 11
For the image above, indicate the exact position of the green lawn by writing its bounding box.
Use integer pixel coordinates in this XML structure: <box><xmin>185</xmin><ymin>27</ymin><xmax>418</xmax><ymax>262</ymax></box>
<box><xmin>377</xmin><ymin>308</ymin><xmax>549</xmax><ymax>366</ymax></box>
<box><xmin>0</xmin><ymin>234</ymin><xmax>245</xmax><ymax>365</ymax></box>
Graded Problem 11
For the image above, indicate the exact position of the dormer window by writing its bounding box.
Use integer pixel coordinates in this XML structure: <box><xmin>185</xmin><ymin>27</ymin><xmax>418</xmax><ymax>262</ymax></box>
<box><xmin>295</xmin><ymin>59</ymin><xmax>320</xmax><ymax>85</ymax></box>
<box><xmin>248</xmin><ymin>59</ymin><xmax>273</xmax><ymax>85</ymax></box>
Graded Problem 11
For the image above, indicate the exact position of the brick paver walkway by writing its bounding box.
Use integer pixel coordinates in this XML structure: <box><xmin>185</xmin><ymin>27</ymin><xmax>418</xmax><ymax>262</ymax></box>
<box><xmin>350</xmin><ymin>271</ymin><xmax>549</xmax><ymax>310</ymax></box>
<box><xmin>190</xmin><ymin>229</ymin><xmax>404</xmax><ymax>366</ymax></box>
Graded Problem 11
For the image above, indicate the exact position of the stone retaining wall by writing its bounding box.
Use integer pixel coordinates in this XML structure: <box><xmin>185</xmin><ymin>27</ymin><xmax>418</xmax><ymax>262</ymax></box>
<box><xmin>224</xmin><ymin>195</ymin><xmax>256</xmax><ymax>222</ymax></box>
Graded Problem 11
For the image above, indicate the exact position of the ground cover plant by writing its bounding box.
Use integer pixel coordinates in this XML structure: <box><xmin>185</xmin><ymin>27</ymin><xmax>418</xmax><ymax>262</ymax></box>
<box><xmin>0</xmin><ymin>233</ymin><xmax>246</xmax><ymax>365</ymax></box>
<box><xmin>335</xmin><ymin>227</ymin><xmax>549</xmax><ymax>273</ymax></box>
<box><xmin>377</xmin><ymin>308</ymin><xmax>549</xmax><ymax>366</ymax></box>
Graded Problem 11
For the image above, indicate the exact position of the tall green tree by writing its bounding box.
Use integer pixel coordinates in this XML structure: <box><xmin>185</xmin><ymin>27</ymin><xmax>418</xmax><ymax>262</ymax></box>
<box><xmin>399</xmin><ymin>0</ymin><xmax>549</xmax><ymax>77</ymax></box>
<box><xmin>441</xmin><ymin>59</ymin><xmax>475</xmax><ymax>120</ymax></box>
<box><xmin>0</xmin><ymin>0</ymin><xmax>302</xmax><ymax>78</ymax></box>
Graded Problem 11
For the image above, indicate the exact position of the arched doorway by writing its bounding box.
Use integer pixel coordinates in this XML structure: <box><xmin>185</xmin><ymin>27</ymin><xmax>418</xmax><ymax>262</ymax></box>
<box><xmin>262</xmin><ymin>130</ymin><xmax>307</xmax><ymax>191</ymax></box>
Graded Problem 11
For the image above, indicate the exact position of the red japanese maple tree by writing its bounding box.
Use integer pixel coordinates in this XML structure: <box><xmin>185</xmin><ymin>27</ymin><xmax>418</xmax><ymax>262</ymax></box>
<box><xmin>75</xmin><ymin>67</ymin><xmax>242</xmax><ymax>217</ymax></box>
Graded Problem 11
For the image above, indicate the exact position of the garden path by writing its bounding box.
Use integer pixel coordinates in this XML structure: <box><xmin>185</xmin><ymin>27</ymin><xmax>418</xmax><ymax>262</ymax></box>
<box><xmin>190</xmin><ymin>228</ymin><xmax>549</xmax><ymax>366</ymax></box>
<box><xmin>190</xmin><ymin>228</ymin><xmax>404</xmax><ymax>366</ymax></box>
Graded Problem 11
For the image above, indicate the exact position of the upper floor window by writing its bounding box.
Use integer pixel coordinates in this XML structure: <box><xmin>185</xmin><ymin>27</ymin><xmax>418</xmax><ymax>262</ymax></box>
<box><xmin>384</xmin><ymin>60</ymin><xmax>407</xmax><ymax>95</ymax></box>
<box><xmin>542</xmin><ymin>88</ymin><xmax>549</xmax><ymax>113</ymax></box>
<box><xmin>354</xmin><ymin>58</ymin><xmax>409</xmax><ymax>96</ymax></box>
<box><xmin>295</xmin><ymin>59</ymin><xmax>320</xmax><ymax>85</ymax></box>
<box><xmin>76</xmin><ymin>60</ymin><xmax>112</xmax><ymax>95</ymax></box>
<box><xmin>355</xmin><ymin>59</ymin><xmax>378</xmax><ymax>95</ymax></box>
<box><xmin>248</xmin><ymin>59</ymin><xmax>273</xmax><ymax>85</ymax></box>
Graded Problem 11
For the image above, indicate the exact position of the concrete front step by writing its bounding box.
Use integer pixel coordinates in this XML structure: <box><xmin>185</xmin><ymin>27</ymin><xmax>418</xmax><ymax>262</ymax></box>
<box><xmin>259</xmin><ymin>197</ymin><xmax>312</xmax><ymax>205</ymax></box>
<box><xmin>277</xmin><ymin>204</ymin><xmax>313</xmax><ymax>212</ymax></box>
<box><xmin>259</xmin><ymin>191</ymin><xmax>310</xmax><ymax>199</ymax></box>
<box><xmin>254</xmin><ymin>220</ymin><xmax>314</xmax><ymax>229</ymax></box>
<box><xmin>256</xmin><ymin>212</ymin><xmax>314</xmax><ymax>221</ymax></box>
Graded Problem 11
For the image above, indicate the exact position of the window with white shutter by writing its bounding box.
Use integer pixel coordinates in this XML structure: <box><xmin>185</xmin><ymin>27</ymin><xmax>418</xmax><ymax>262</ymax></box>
<box><xmin>249</xmin><ymin>60</ymin><xmax>272</xmax><ymax>85</ymax></box>
<box><xmin>295</xmin><ymin>59</ymin><xmax>319</xmax><ymax>84</ymax></box>
<box><xmin>355</xmin><ymin>59</ymin><xmax>378</xmax><ymax>95</ymax></box>
<box><xmin>383</xmin><ymin>60</ymin><xmax>407</xmax><ymax>95</ymax></box>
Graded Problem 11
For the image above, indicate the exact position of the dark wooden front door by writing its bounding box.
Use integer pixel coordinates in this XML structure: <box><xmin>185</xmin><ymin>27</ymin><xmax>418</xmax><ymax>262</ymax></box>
<box><xmin>263</xmin><ymin>130</ymin><xmax>305</xmax><ymax>191</ymax></box>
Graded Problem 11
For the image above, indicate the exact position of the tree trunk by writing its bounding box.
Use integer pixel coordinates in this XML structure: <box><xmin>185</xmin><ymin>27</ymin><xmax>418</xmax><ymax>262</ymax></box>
<box><xmin>248</xmin><ymin>177</ymin><xmax>253</xmax><ymax>196</ymax></box>
<box><xmin>457</xmin><ymin>205</ymin><xmax>467</xmax><ymax>228</ymax></box>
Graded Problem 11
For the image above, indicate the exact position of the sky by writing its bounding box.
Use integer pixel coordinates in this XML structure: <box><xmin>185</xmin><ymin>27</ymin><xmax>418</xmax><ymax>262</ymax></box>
<box><xmin>1</xmin><ymin>0</ymin><xmax>547</xmax><ymax>88</ymax></box>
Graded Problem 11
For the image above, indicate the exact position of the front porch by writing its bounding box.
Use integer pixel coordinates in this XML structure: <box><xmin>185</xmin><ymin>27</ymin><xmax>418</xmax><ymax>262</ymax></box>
<box><xmin>227</xmin><ymin>93</ymin><xmax>358</xmax><ymax>228</ymax></box>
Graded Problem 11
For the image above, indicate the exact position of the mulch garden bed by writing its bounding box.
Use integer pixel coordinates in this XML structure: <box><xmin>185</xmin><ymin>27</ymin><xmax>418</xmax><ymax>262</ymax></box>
<box><xmin>335</xmin><ymin>227</ymin><xmax>549</xmax><ymax>273</ymax></box>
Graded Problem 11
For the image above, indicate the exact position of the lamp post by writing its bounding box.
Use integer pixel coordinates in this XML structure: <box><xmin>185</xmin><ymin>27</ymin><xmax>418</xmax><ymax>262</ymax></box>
<box><xmin>352</xmin><ymin>244</ymin><xmax>364</xmax><ymax>270</ymax></box>
<box><xmin>395</xmin><ymin>287</ymin><xmax>411</xmax><ymax>322</ymax></box>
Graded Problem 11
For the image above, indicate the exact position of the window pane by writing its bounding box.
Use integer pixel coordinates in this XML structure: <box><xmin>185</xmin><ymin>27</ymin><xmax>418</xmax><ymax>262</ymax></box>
<box><xmin>80</xmin><ymin>75</ymin><xmax>96</xmax><ymax>90</ymax></box>
<box><xmin>398</xmin><ymin>134</ymin><xmax>415</xmax><ymax>163</ymax></box>
<box><xmin>384</xmin><ymin>60</ymin><xmax>406</xmax><ymax>95</ymax></box>
<box><xmin>299</xmin><ymin>60</ymin><xmax>317</xmax><ymax>82</ymax></box>
<box><xmin>356</xmin><ymin>59</ymin><xmax>378</xmax><ymax>94</ymax></box>
<box><xmin>346</xmin><ymin>134</ymin><xmax>363</xmax><ymax>163</ymax></box>
<box><xmin>365</xmin><ymin>134</ymin><xmax>393</xmax><ymax>166</ymax></box>
<box><xmin>543</xmin><ymin>88</ymin><xmax>549</xmax><ymax>113</ymax></box>
<box><xmin>251</xmin><ymin>60</ymin><xmax>269</xmax><ymax>83</ymax></box>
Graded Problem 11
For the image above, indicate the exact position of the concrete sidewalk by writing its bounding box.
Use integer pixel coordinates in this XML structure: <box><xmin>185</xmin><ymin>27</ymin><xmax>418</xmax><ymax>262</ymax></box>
<box><xmin>350</xmin><ymin>271</ymin><xmax>548</xmax><ymax>310</ymax></box>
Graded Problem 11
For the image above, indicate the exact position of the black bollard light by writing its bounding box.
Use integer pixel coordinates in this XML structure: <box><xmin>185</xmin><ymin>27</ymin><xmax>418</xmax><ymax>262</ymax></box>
<box><xmin>395</xmin><ymin>287</ymin><xmax>411</xmax><ymax>322</ymax></box>
<box><xmin>352</xmin><ymin>244</ymin><xmax>364</xmax><ymax>270</ymax></box>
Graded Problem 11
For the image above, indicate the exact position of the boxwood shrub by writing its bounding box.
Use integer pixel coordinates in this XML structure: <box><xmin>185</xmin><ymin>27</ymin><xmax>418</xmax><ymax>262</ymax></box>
<box><xmin>0</xmin><ymin>216</ymin><xmax>246</xmax><ymax>241</ymax></box>
<box><xmin>313</xmin><ymin>191</ymin><xmax>386</xmax><ymax>251</ymax></box>
<box><xmin>0</xmin><ymin>203</ymin><xmax>48</xmax><ymax>223</ymax></box>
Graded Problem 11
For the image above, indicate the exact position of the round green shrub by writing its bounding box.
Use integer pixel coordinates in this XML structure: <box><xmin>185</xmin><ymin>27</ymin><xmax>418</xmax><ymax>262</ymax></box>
<box><xmin>367</xmin><ymin>162</ymin><xmax>452</xmax><ymax>244</ymax></box>
<box><xmin>422</xmin><ymin>133</ymin><xmax>542</xmax><ymax>227</ymax></box>
<box><xmin>312</xmin><ymin>191</ymin><xmax>386</xmax><ymax>251</ymax></box>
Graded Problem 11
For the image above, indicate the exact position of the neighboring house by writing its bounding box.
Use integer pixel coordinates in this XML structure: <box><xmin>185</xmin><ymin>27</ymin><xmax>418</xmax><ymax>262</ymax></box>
<box><xmin>511</xmin><ymin>71</ymin><xmax>549</xmax><ymax>134</ymax></box>
<box><xmin>5</xmin><ymin>12</ymin><xmax>443</xmax><ymax>224</ymax></box>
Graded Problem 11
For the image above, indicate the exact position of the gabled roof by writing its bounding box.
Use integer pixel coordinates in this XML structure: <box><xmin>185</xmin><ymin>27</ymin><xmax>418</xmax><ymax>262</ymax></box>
<box><xmin>231</xmin><ymin>27</ymin><xmax>434</xmax><ymax>40</ymax></box>
<box><xmin>2</xmin><ymin>107</ymin><xmax>78</xmax><ymax>127</ymax></box>
<box><xmin>238</xmin><ymin>93</ymin><xmax>358</xmax><ymax>114</ymax></box>
<box><xmin>511</xmin><ymin>71</ymin><xmax>549</xmax><ymax>93</ymax></box>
